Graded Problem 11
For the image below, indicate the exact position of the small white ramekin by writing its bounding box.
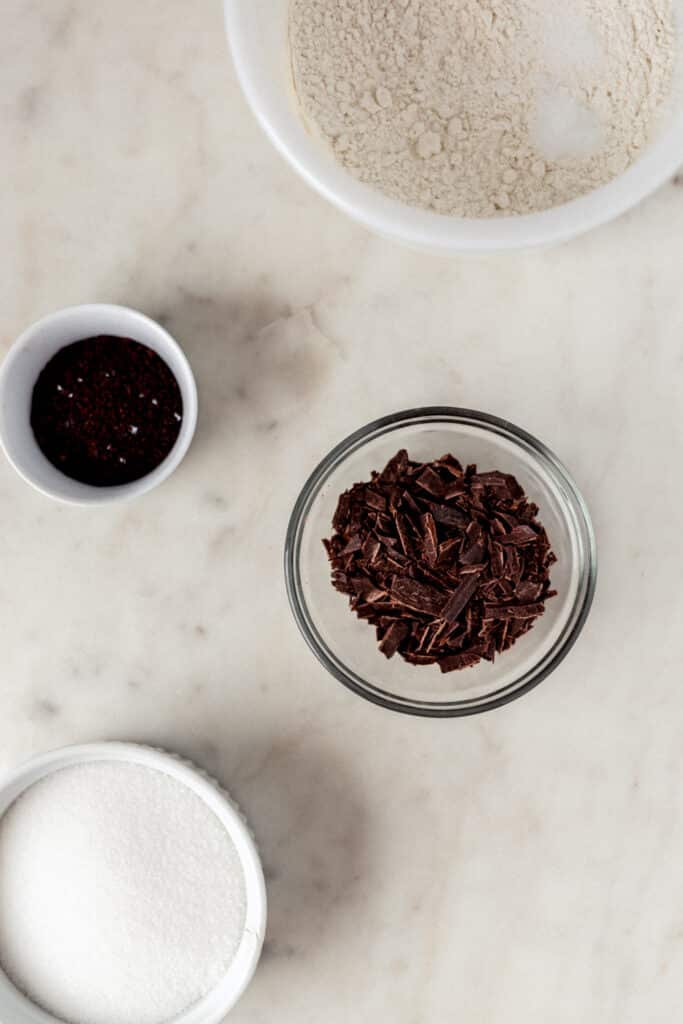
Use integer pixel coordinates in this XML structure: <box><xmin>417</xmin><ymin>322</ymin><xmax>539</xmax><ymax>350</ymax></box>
<box><xmin>225</xmin><ymin>0</ymin><xmax>683</xmax><ymax>252</ymax></box>
<box><xmin>0</xmin><ymin>305</ymin><xmax>198</xmax><ymax>505</ymax></box>
<box><xmin>0</xmin><ymin>742</ymin><xmax>267</xmax><ymax>1024</ymax></box>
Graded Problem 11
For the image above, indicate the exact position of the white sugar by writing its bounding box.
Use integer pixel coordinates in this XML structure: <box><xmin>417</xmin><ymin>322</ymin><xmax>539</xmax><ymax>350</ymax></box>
<box><xmin>0</xmin><ymin>761</ymin><xmax>247</xmax><ymax>1024</ymax></box>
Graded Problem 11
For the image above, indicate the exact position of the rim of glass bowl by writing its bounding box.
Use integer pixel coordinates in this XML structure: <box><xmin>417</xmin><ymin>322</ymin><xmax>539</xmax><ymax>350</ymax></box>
<box><xmin>284</xmin><ymin>407</ymin><xmax>597</xmax><ymax>718</ymax></box>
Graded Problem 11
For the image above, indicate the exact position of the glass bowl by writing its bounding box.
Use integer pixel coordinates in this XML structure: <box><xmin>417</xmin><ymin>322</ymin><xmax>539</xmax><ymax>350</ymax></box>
<box><xmin>285</xmin><ymin>408</ymin><xmax>596</xmax><ymax>717</ymax></box>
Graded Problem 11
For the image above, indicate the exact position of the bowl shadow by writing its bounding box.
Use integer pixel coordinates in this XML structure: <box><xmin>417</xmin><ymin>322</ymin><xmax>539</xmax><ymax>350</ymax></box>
<box><xmin>160</xmin><ymin>727</ymin><xmax>370</xmax><ymax>971</ymax></box>
<box><xmin>141</xmin><ymin>289</ymin><xmax>339</xmax><ymax>456</ymax></box>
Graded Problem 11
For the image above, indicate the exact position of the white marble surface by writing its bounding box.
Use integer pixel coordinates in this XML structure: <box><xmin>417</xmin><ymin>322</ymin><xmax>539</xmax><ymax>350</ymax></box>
<box><xmin>2</xmin><ymin>2</ymin><xmax>683</xmax><ymax>1021</ymax></box>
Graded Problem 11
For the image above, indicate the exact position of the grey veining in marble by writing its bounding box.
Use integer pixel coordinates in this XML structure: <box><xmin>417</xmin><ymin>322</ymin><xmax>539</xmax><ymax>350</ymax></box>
<box><xmin>2</xmin><ymin>2</ymin><xmax>683</xmax><ymax>1021</ymax></box>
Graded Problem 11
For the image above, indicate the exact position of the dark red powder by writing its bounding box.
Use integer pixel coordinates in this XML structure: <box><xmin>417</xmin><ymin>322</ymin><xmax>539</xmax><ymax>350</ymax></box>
<box><xmin>30</xmin><ymin>335</ymin><xmax>183</xmax><ymax>487</ymax></box>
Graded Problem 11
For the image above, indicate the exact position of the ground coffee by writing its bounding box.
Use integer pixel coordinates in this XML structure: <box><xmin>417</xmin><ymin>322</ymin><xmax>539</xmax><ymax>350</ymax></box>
<box><xmin>30</xmin><ymin>336</ymin><xmax>182</xmax><ymax>487</ymax></box>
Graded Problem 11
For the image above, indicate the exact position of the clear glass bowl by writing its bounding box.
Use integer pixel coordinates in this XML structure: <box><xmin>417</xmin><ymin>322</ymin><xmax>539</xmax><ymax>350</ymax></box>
<box><xmin>285</xmin><ymin>408</ymin><xmax>597</xmax><ymax>717</ymax></box>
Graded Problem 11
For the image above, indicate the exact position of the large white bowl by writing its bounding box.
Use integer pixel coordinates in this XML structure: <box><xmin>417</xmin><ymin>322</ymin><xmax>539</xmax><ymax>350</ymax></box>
<box><xmin>225</xmin><ymin>0</ymin><xmax>683</xmax><ymax>252</ymax></box>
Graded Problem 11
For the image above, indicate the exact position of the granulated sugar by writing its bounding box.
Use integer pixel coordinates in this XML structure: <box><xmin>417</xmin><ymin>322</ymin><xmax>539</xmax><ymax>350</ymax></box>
<box><xmin>0</xmin><ymin>761</ymin><xmax>246</xmax><ymax>1024</ymax></box>
<box><xmin>290</xmin><ymin>0</ymin><xmax>676</xmax><ymax>216</ymax></box>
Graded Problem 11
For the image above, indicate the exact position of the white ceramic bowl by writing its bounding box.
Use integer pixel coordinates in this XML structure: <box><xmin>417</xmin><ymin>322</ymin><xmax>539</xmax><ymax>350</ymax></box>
<box><xmin>225</xmin><ymin>0</ymin><xmax>683</xmax><ymax>252</ymax></box>
<box><xmin>0</xmin><ymin>305</ymin><xmax>198</xmax><ymax>505</ymax></box>
<box><xmin>0</xmin><ymin>742</ymin><xmax>267</xmax><ymax>1024</ymax></box>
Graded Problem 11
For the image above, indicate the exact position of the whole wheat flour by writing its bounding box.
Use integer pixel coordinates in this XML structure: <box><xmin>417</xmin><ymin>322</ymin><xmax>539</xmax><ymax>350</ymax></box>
<box><xmin>289</xmin><ymin>0</ymin><xmax>676</xmax><ymax>216</ymax></box>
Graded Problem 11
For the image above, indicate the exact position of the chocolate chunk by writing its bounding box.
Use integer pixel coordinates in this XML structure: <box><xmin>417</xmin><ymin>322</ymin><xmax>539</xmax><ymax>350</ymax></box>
<box><xmin>340</xmin><ymin>535</ymin><xmax>363</xmax><ymax>556</ymax></box>
<box><xmin>428</xmin><ymin>502</ymin><xmax>469</xmax><ymax>528</ymax></box>
<box><xmin>443</xmin><ymin>481</ymin><xmax>467</xmax><ymax>500</ymax></box>
<box><xmin>362</xmin><ymin>536</ymin><xmax>381</xmax><ymax>564</ymax></box>
<box><xmin>401</xmin><ymin>489</ymin><xmax>421</xmax><ymax>515</ymax></box>
<box><xmin>379</xmin><ymin>621</ymin><xmax>410</xmax><ymax>658</ymax></box>
<box><xmin>460</xmin><ymin>541</ymin><xmax>486</xmax><ymax>565</ymax></box>
<box><xmin>404</xmin><ymin>652</ymin><xmax>440</xmax><ymax>666</ymax></box>
<box><xmin>380</xmin><ymin>449</ymin><xmax>410</xmax><ymax>482</ymax></box>
<box><xmin>471</xmin><ymin>471</ymin><xmax>523</xmax><ymax>500</ymax></box>
<box><xmin>500</xmin><ymin>525</ymin><xmax>538</xmax><ymax>546</ymax></box>
<box><xmin>440</xmin><ymin>572</ymin><xmax>482</xmax><ymax>624</ymax></box>
<box><xmin>471</xmin><ymin>471</ymin><xmax>510</xmax><ymax>486</ymax></box>
<box><xmin>364</xmin><ymin>488</ymin><xmax>387</xmax><ymax>511</ymax></box>
<box><xmin>421</xmin><ymin>512</ymin><xmax>439</xmax><ymax>567</ymax></box>
<box><xmin>415</xmin><ymin>466</ymin><xmax>445</xmax><ymax>496</ymax></box>
<box><xmin>483</xmin><ymin>603</ymin><xmax>545</xmax><ymax>620</ymax></box>
<box><xmin>515</xmin><ymin>580</ymin><xmax>543</xmax><ymax>602</ymax></box>
<box><xmin>490</xmin><ymin>540</ymin><xmax>505</xmax><ymax>578</ymax></box>
<box><xmin>437</xmin><ymin>537</ymin><xmax>461</xmax><ymax>564</ymax></box>
<box><xmin>393</xmin><ymin>511</ymin><xmax>414</xmax><ymax>557</ymax></box>
<box><xmin>439</xmin><ymin>652</ymin><xmax>482</xmax><ymax>673</ymax></box>
<box><xmin>323</xmin><ymin>449</ymin><xmax>556</xmax><ymax>674</ymax></box>
<box><xmin>436</xmin><ymin>454</ymin><xmax>464</xmax><ymax>476</ymax></box>
<box><xmin>391</xmin><ymin>577</ymin><xmax>446</xmax><ymax>617</ymax></box>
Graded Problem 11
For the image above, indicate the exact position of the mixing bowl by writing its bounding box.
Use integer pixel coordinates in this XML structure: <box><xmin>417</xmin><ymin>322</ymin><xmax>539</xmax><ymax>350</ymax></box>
<box><xmin>225</xmin><ymin>0</ymin><xmax>683</xmax><ymax>252</ymax></box>
<box><xmin>285</xmin><ymin>408</ymin><xmax>597</xmax><ymax>716</ymax></box>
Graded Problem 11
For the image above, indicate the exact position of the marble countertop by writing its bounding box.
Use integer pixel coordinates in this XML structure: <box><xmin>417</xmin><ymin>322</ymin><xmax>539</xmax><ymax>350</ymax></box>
<box><xmin>2</xmin><ymin>2</ymin><xmax>683</xmax><ymax>1021</ymax></box>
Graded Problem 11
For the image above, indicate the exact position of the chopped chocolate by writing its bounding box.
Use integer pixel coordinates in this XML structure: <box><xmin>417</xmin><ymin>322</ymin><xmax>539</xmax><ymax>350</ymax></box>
<box><xmin>483</xmin><ymin>602</ymin><xmax>546</xmax><ymax>620</ymax></box>
<box><xmin>499</xmin><ymin>524</ymin><xmax>539</xmax><ymax>546</ymax></box>
<box><xmin>443</xmin><ymin>481</ymin><xmax>467</xmax><ymax>500</ymax></box>
<box><xmin>393</xmin><ymin>510</ymin><xmax>415</xmax><ymax>557</ymax></box>
<box><xmin>428</xmin><ymin>502</ymin><xmax>469</xmax><ymax>528</ymax></box>
<box><xmin>362</xmin><ymin>536</ymin><xmax>381</xmax><ymax>564</ymax></box>
<box><xmin>324</xmin><ymin>449</ymin><xmax>556</xmax><ymax>673</ymax></box>
<box><xmin>403</xmin><ymin>652</ymin><xmax>440</xmax><ymax>666</ymax></box>
<box><xmin>415</xmin><ymin>465</ymin><xmax>445</xmax><ymax>496</ymax></box>
<box><xmin>438</xmin><ymin>652</ymin><xmax>482</xmax><ymax>673</ymax></box>
<box><xmin>381</xmin><ymin>449</ymin><xmax>410</xmax><ymax>482</ymax></box>
<box><xmin>390</xmin><ymin>577</ymin><xmax>446</xmax><ymax>617</ymax></box>
<box><xmin>421</xmin><ymin>513</ymin><xmax>439</xmax><ymax>567</ymax></box>
<box><xmin>340</xmin><ymin>535</ymin><xmax>363</xmax><ymax>556</ymax></box>
<box><xmin>515</xmin><ymin>580</ymin><xmax>543</xmax><ymax>602</ymax></box>
<box><xmin>378</xmin><ymin>621</ymin><xmax>410</xmax><ymax>658</ymax></box>
<box><xmin>441</xmin><ymin>572</ymin><xmax>482</xmax><ymax>624</ymax></box>
<box><xmin>364</xmin><ymin>487</ymin><xmax>387</xmax><ymax>511</ymax></box>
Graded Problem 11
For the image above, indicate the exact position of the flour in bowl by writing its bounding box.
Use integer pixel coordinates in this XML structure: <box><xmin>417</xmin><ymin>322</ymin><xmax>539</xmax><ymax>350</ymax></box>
<box><xmin>289</xmin><ymin>0</ymin><xmax>676</xmax><ymax>216</ymax></box>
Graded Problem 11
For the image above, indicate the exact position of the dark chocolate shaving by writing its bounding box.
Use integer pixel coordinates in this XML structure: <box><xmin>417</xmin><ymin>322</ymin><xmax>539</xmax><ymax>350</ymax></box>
<box><xmin>415</xmin><ymin>466</ymin><xmax>445</xmax><ymax>496</ymax></box>
<box><xmin>499</xmin><ymin>524</ymin><xmax>538</xmax><ymax>546</ymax></box>
<box><xmin>324</xmin><ymin>449</ymin><xmax>556</xmax><ymax>673</ymax></box>
<box><xmin>390</xmin><ymin>577</ymin><xmax>446</xmax><ymax>617</ymax></box>
<box><xmin>428</xmin><ymin>502</ymin><xmax>469</xmax><ymax>528</ymax></box>
<box><xmin>379</xmin><ymin>621</ymin><xmax>410</xmax><ymax>658</ymax></box>
<box><xmin>438</xmin><ymin>652</ymin><xmax>482</xmax><ymax>673</ymax></box>
<box><xmin>441</xmin><ymin>571</ymin><xmax>483</xmax><ymax>624</ymax></box>
<box><xmin>421</xmin><ymin>513</ymin><xmax>439</xmax><ymax>567</ymax></box>
<box><xmin>483</xmin><ymin>602</ymin><xmax>545</xmax><ymax>620</ymax></box>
